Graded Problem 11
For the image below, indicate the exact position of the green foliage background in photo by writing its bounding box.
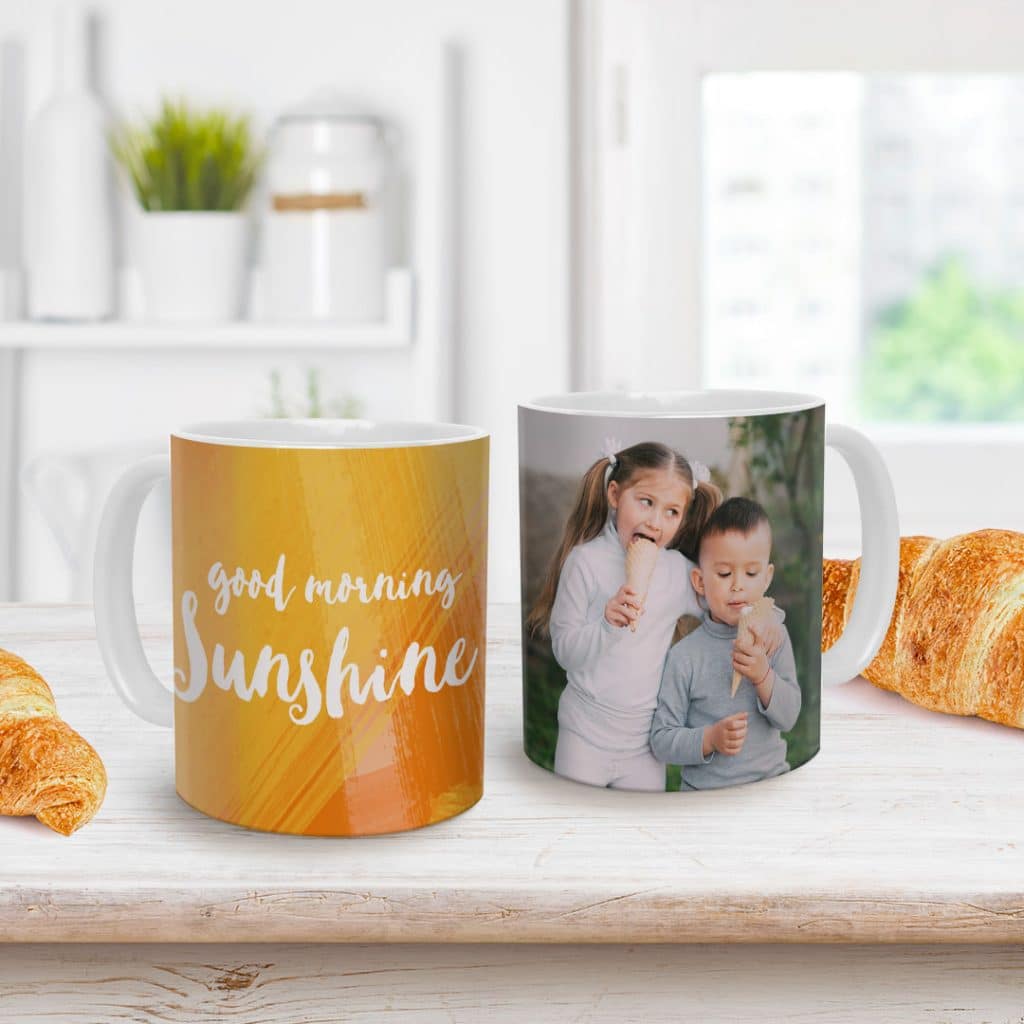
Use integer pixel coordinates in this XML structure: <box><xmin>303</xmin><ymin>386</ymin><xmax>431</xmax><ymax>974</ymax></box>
<box><xmin>727</xmin><ymin>408</ymin><xmax>825</xmax><ymax>774</ymax></box>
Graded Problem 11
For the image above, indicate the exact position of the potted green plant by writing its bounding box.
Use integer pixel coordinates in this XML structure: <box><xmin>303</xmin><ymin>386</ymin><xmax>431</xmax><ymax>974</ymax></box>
<box><xmin>111</xmin><ymin>99</ymin><xmax>262</xmax><ymax>322</ymax></box>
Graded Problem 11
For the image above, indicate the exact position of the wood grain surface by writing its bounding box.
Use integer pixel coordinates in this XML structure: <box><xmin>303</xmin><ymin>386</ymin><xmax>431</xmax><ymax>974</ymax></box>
<box><xmin>1</xmin><ymin>603</ymin><xmax>1022</xmax><ymax>944</ymax></box>
<box><xmin>3</xmin><ymin>943</ymin><xmax>1024</xmax><ymax>1023</ymax></box>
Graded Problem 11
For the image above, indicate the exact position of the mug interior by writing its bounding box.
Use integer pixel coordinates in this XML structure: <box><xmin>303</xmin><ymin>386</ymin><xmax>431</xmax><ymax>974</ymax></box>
<box><xmin>522</xmin><ymin>389</ymin><xmax>823</xmax><ymax>417</ymax></box>
<box><xmin>173</xmin><ymin>419</ymin><xmax>487</xmax><ymax>448</ymax></box>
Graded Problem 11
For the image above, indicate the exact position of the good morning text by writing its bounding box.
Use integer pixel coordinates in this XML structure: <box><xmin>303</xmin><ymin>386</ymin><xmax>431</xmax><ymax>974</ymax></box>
<box><xmin>173</xmin><ymin>553</ymin><xmax>477</xmax><ymax>725</ymax></box>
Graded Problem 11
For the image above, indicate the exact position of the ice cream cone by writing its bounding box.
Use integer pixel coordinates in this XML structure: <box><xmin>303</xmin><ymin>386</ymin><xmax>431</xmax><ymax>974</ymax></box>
<box><xmin>625</xmin><ymin>537</ymin><xmax>658</xmax><ymax>632</ymax></box>
<box><xmin>731</xmin><ymin>596</ymin><xmax>776</xmax><ymax>696</ymax></box>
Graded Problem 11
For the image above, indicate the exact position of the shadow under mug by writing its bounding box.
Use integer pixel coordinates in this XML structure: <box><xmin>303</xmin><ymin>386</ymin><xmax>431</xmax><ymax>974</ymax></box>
<box><xmin>518</xmin><ymin>390</ymin><xmax>898</xmax><ymax>793</ymax></box>
<box><xmin>94</xmin><ymin>419</ymin><xmax>490</xmax><ymax>836</ymax></box>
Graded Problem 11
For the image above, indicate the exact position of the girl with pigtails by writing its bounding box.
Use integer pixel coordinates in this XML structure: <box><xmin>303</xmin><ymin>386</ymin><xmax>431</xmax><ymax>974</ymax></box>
<box><xmin>527</xmin><ymin>441</ymin><xmax>784</xmax><ymax>791</ymax></box>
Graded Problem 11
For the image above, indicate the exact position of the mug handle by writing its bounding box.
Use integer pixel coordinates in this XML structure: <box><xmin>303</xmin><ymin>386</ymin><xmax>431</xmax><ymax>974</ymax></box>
<box><xmin>821</xmin><ymin>424</ymin><xmax>900</xmax><ymax>685</ymax></box>
<box><xmin>93</xmin><ymin>454</ymin><xmax>173</xmax><ymax>727</ymax></box>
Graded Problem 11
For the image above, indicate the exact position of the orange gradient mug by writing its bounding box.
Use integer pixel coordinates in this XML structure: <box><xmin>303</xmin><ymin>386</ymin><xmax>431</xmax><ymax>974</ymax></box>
<box><xmin>93</xmin><ymin>420</ymin><xmax>489</xmax><ymax>835</ymax></box>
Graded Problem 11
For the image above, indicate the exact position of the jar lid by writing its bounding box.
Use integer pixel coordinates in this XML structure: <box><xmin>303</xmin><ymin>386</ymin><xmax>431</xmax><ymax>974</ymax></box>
<box><xmin>271</xmin><ymin>90</ymin><xmax>387</xmax><ymax>157</ymax></box>
<box><xmin>276</xmin><ymin>89</ymin><xmax>382</xmax><ymax>128</ymax></box>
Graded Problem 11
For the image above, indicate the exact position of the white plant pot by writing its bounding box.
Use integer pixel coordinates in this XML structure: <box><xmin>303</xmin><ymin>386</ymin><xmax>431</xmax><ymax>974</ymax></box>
<box><xmin>136</xmin><ymin>211</ymin><xmax>249</xmax><ymax>322</ymax></box>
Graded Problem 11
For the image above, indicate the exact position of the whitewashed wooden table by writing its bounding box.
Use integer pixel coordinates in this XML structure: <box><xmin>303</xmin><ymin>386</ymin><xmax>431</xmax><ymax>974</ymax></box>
<box><xmin>1</xmin><ymin>603</ymin><xmax>1023</xmax><ymax>1023</ymax></box>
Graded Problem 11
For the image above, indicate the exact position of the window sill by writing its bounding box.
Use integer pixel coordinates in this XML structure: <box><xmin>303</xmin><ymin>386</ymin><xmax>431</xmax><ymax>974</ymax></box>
<box><xmin>859</xmin><ymin>421</ymin><xmax>1024</xmax><ymax>445</ymax></box>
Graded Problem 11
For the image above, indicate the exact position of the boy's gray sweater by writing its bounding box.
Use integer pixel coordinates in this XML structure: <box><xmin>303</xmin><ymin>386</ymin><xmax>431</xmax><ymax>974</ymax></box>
<box><xmin>650</xmin><ymin>610</ymin><xmax>801</xmax><ymax>790</ymax></box>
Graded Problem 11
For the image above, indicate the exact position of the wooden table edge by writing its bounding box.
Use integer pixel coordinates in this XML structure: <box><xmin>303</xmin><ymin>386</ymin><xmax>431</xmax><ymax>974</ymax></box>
<box><xmin>2</xmin><ymin>886</ymin><xmax>1023</xmax><ymax>944</ymax></box>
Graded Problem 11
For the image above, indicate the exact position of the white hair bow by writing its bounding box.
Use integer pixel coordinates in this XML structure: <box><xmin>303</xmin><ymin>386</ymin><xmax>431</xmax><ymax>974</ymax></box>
<box><xmin>601</xmin><ymin>437</ymin><xmax>623</xmax><ymax>462</ymax></box>
<box><xmin>602</xmin><ymin>437</ymin><xmax>622</xmax><ymax>487</ymax></box>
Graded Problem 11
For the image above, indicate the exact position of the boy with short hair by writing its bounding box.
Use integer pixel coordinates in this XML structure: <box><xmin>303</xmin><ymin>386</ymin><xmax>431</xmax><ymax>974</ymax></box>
<box><xmin>649</xmin><ymin>497</ymin><xmax>801</xmax><ymax>789</ymax></box>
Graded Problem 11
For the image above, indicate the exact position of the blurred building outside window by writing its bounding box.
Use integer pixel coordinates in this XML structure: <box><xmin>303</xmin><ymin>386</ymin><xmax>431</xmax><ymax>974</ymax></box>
<box><xmin>703</xmin><ymin>73</ymin><xmax>1024</xmax><ymax>426</ymax></box>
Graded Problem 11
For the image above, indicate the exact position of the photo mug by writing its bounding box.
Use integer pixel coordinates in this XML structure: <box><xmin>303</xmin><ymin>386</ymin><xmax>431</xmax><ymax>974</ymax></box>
<box><xmin>94</xmin><ymin>419</ymin><xmax>489</xmax><ymax>835</ymax></box>
<box><xmin>518</xmin><ymin>390</ymin><xmax>898</xmax><ymax>792</ymax></box>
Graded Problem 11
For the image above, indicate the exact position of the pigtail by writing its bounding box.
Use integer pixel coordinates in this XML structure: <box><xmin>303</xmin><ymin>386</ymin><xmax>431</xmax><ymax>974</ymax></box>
<box><xmin>526</xmin><ymin>457</ymin><xmax>614</xmax><ymax>637</ymax></box>
<box><xmin>671</xmin><ymin>478</ymin><xmax>723</xmax><ymax>563</ymax></box>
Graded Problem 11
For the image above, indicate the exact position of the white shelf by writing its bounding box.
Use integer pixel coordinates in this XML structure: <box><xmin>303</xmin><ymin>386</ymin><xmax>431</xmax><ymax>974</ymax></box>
<box><xmin>0</xmin><ymin>269</ymin><xmax>414</xmax><ymax>350</ymax></box>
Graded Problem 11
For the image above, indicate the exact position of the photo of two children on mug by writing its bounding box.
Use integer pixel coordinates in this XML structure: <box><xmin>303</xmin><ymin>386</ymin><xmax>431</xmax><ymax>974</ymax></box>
<box><xmin>521</xmin><ymin>408</ymin><xmax>824</xmax><ymax>793</ymax></box>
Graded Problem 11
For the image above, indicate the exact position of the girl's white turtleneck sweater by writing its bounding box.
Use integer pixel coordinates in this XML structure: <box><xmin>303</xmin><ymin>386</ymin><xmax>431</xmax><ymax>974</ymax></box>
<box><xmin>549</xmin><ymin>517</ymin><xmax>701</xmax><ymax>753</ymax></box>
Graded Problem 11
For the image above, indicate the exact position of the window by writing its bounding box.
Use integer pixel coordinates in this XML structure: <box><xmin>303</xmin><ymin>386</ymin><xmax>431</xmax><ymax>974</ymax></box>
<box><xmin>704</xmin><ymin>73</ymin><xmax>1024</xmax><ymax>424</ymax></box>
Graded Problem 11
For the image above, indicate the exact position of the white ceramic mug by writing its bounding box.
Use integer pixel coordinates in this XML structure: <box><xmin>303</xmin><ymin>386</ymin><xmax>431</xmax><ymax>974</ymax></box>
<box><xmin>518</xmin><ymin>390</ymin><xmax>898</xmax><ymax>792</ymax></box>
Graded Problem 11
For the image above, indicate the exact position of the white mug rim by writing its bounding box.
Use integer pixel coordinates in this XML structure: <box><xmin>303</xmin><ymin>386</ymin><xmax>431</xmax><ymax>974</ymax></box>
<box><xmin>520</xmin><ymin>389</ymin><xmax>825</xmax><ymax>418</ymax></box>
<box><xmin>172</xmin><ymin>418</ymin><xmax>488</xmax><ymax>449</ymax></box>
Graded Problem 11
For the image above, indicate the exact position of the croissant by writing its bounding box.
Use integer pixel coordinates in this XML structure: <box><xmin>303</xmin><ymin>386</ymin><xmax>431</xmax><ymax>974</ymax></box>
<box><xmin>823</xmin><ymin>530</ymin><xmax>1024</xmax><ymax>728</ymax></box>
<box><xmin>0</xmin><ymin>649</ymin><xmax>107</xmax><ymax>834</ymax></box>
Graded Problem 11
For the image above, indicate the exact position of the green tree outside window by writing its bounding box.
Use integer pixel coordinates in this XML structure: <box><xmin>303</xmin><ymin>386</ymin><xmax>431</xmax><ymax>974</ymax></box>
<box><xmin>862</xmin><ymin>257</ymin><xmax>1024</xmax><ymax>422</ymax></box>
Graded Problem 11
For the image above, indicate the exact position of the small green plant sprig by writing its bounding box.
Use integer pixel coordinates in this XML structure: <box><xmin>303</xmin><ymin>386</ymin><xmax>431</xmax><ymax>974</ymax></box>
<box><xmin>266</xmin><ymin>368</ymin><xmax>364</xmax><ymax>420</ymax></box>
<box><xmin>111</xmin><ymin>99</ymin><xmax>263</xmax><ymax>212</ymax></box>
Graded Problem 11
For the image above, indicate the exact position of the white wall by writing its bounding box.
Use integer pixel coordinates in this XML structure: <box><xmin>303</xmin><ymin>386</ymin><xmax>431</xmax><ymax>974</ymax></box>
<box><xmin>1</xmin><ymin>0</ymin><xmax>569</xmax><ymax>604</ymax></box>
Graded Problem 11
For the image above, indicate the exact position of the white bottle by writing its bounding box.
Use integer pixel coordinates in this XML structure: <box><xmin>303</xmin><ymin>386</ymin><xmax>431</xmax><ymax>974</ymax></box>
<box><xmin>25</xmin><ymin>4</ymin><xmax>114</xmax><ymax>320</ymax></box>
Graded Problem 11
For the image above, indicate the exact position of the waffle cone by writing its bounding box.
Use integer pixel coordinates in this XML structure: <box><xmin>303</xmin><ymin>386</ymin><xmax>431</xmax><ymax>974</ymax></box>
<box><xmin>731</xmin><ymin>597</ymin><xmax>776</xmax><ymax>696</ymax></box>
<box><xmin>625</xmin><ymin>538</ymin><xmax>659</xmax><ymax>632</ymax></box>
